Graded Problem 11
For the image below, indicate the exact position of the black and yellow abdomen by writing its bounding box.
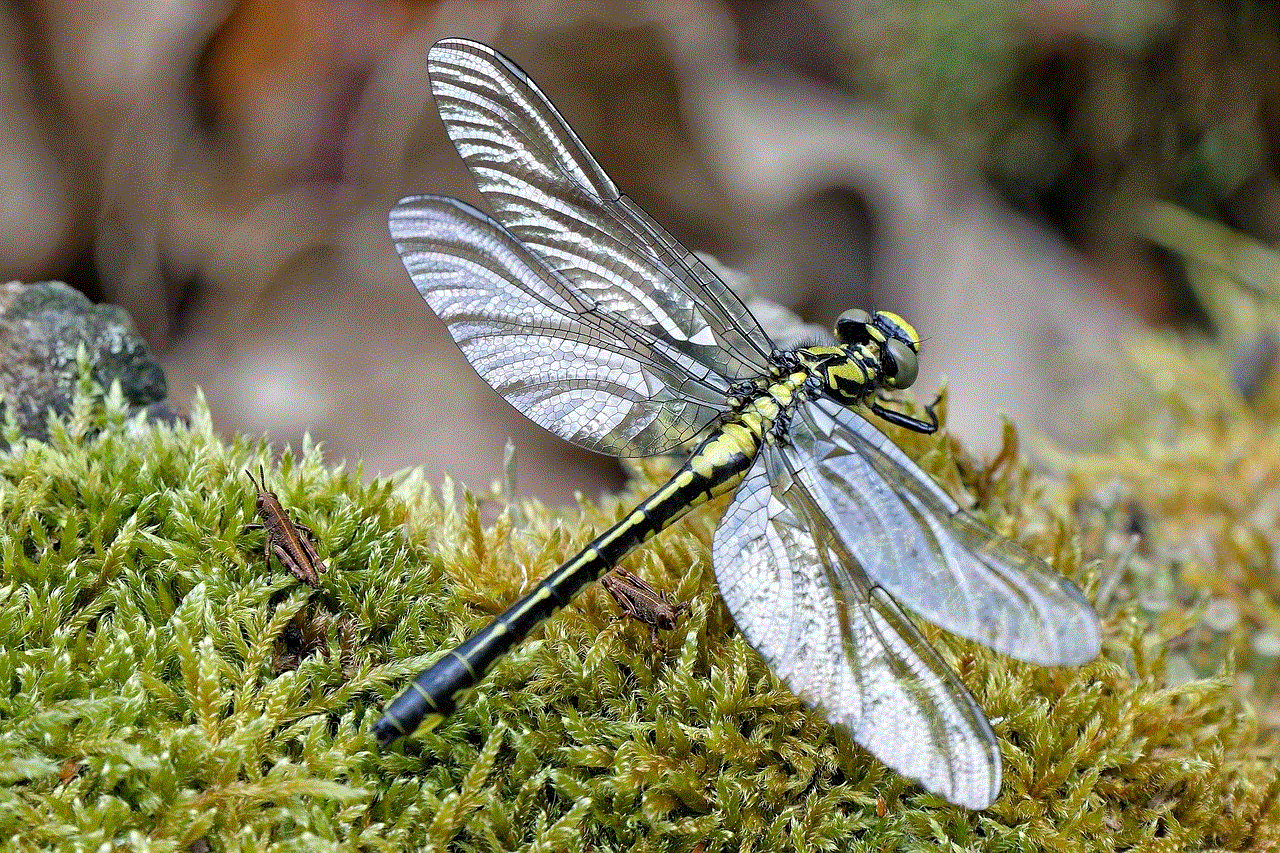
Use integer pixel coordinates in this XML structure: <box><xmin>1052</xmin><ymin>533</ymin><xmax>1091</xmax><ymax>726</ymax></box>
<box><xmin>373</xmin><ymin>393</ymin><xmax>781</xmax><ymax>743</ymax></box>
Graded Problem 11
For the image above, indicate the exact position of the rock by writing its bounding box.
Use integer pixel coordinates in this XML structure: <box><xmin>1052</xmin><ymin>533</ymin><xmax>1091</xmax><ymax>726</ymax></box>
<box><xmin>0</xmin><ymin>280</ymin><xmax>177</xmax><ymax>442</ymax></box>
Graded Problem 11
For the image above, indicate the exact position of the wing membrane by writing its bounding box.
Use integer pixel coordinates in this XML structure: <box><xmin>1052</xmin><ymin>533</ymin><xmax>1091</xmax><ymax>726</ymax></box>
<box><xmin>390</xmin><ymin>196</ymin><xmax>735</xmax><ymax>455</ymax></box>
<box><xmin>426</xmin><ymin>38</ymin><xmax>775</xmax><ymax>380</ymax></box>
<box><xmin>713</xmin><ymin>452</ymin><xmax>1001</xmax><ymax>809</ymax></box>
<box><xmin>798</xmin><ymin>399</ymin><xmax>1101</xmax><ymax>665</ymax></box>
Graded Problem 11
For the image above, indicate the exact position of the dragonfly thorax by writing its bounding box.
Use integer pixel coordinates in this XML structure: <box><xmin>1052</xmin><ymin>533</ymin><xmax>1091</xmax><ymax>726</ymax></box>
<box><xmin>792</xmin><ymin>308</ymin><xmax>922</xmax><ymax>407</ymax></box>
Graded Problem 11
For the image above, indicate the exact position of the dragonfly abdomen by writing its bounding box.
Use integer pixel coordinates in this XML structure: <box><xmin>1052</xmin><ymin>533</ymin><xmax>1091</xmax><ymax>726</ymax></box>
<box><xmin>374</xmin><ymin>409</ymin><xmax>769</xmax><ymax>744</ymax></box>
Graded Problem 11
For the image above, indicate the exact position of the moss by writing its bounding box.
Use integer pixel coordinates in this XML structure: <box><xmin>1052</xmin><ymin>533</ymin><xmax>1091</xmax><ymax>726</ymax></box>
<box><xmin>0</xmin><ymin>380</ymin><xmax>1275</xmax><ymax>851</ymax></box>
<box><xmin>1054</xmin><ymin>330</ymin><xmax>1280</xmax><ymax>732</ymax></box>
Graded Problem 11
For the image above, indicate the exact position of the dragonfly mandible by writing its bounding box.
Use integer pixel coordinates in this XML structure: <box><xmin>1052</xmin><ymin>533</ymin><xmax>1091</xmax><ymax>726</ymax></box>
<box><xmin>378</xmin><ymin>37</ymin><xmax>1101</xmax><ymax>809</ymax></box>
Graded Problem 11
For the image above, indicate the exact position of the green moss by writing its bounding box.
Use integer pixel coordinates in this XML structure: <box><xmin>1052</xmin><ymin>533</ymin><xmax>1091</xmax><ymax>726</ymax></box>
<box><xmin>0</xmin><ymin>382</ymin><xmax>1275</xmax><ymax>851</ymax></box>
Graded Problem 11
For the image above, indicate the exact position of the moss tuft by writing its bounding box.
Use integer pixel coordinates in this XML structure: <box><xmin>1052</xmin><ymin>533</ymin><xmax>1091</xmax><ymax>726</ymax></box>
<box><xmin>0</xmin><ymin>379</ymin><xmax>1275</xmax><ymax>850</ymax></box>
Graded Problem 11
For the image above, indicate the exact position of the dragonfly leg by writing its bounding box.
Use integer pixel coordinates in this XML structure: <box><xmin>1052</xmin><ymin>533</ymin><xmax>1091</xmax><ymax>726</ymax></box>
<box><xmin>870</xmin><ymin>394</ymin><xmax>939</xmax><ymax>434</ymax></box>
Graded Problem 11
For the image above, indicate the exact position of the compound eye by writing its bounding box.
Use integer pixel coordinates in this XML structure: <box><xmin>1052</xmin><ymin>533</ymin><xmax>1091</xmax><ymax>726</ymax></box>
<box><xmin>835</xmin><ymin>309</ymin><xmax>873</xmax><ymax>344</ymax></box>
<box><xmin>884</xmin><ymin>337</ymin><xmax>919</xmax><ymax>388</ymax></box>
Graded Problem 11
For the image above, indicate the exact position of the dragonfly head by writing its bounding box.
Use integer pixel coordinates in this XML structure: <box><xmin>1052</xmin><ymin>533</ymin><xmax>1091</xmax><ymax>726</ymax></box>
<box><xmin>834</xmin><ymin>309</ymin><xmax>921</xmax><ymax>391</ymax></box>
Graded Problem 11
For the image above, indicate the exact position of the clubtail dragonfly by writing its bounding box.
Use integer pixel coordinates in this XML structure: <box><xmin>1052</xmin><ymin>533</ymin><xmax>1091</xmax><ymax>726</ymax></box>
<box><xmin>378</xmin><ymin>37</ymin><xmax>1100</xmax><ymax>809</ymax></box>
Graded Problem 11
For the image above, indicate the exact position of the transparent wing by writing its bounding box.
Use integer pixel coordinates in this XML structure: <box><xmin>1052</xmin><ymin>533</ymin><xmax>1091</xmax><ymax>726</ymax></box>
<box><xmin>713</xmin><ymin>452</ymin><xmax>1001</xmax><ymax>809</ymax></box>
<box><xmin>798</xmin><ymin>399</ymin><xmax>1101</xmax><ymax>666</ymax></box>
<box><xmin>390</xmin><ymin>196</ymin><xmax>736</xmax><ymax>456</ymax></box>
<box><xmin>425</xmin><ymin>38</ymin><xmax>775</xmax><ymax>381</ymax></box>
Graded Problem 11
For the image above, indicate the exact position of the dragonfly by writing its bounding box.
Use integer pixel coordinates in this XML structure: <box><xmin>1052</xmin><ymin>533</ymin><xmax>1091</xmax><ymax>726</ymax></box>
<box><xmin>378</xmin><ymin>37</ymin><xmax>1101</xmax><ymax>809</ymax></box>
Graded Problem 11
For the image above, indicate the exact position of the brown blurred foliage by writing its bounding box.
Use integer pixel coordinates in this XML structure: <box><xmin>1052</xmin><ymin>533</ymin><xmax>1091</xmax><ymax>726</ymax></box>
<box><xmin>1</xmin><ymin>1</ymin><xmax>1275</xmax><ymax>499</ymax></box>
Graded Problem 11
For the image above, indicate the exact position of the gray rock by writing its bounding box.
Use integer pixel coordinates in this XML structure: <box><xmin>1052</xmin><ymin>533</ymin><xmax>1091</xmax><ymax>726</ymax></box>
<box><xmin>0</xmin><ymin>280</ymin><xmax>177</xmax><ymax>442</ymax></box>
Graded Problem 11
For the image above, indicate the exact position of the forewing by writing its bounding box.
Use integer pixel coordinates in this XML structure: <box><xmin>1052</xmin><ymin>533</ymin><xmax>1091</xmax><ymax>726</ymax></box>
<box><xmin>799</xmin><ymin>400</ymin><xmax>1101</xmax><ymax>665</ymax></box>
<box><xmin>425</xmin><ymin>38</ymin><xmax>775</xmax><ymax>380</ymax></box>
<box><xmin>390</xmin><ymin>196</ymin><xmax>734</xmax><ymax>456</ymax></box>
<box><xmin>713</xmin><ymin>451</ymin><xmax>1001</xmax><ymax>809</ymax></box>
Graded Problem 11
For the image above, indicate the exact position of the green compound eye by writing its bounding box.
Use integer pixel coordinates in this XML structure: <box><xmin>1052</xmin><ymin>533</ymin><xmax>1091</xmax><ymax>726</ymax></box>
<box><xmin>884</xmin><ymin>336</ymin><xmax>919</xmax><ymax>389</ymax></box>
<box><xmin>834</xmin><ymin>308</ymin><xmax>873</xmax><ymax>344</ymax></box>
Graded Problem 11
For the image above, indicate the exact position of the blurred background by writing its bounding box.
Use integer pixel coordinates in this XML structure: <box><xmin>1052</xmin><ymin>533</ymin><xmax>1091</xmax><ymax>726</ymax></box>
<box><xmin>3</xmin><ymin>0</ymin><xmax>1277</xmax><ymax>504</ymax></box>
